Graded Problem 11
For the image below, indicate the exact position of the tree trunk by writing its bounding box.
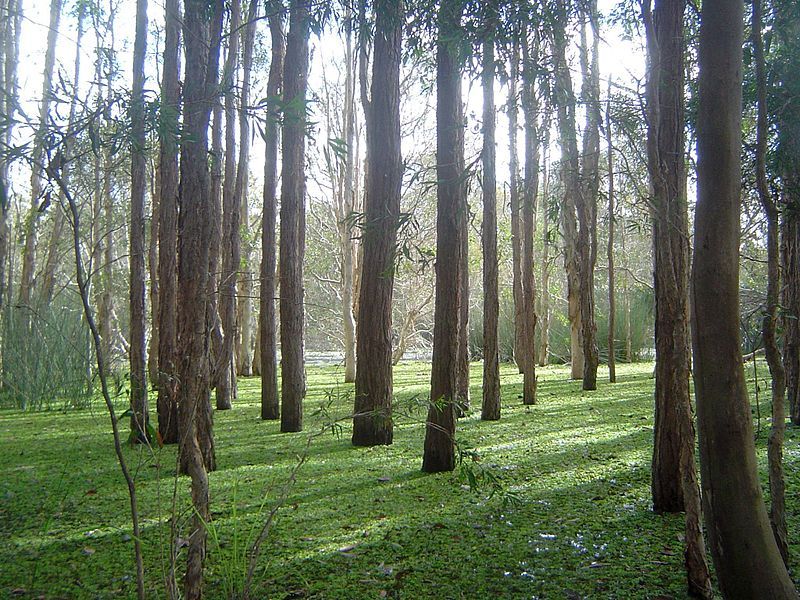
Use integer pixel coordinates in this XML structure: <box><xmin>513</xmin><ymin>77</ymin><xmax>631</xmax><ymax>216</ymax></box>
<box><xmin>148</xmin><ymin>166</ymin><xmax>160</xmax><ymax>385</ymax></box>
<box><xmin>605</xmin><ymin>83</ymin><xmax>616</xmax><ymax>384</ymax></box>
<box><xmin>576</xmin><ymin>11</ymin><xmax>600</xmax><ymax>391</ymax></box>
<box><xmin>520</xmin><ymin>30</ymin><xmax>538</xmax><ymax>405</ymax></box>
<box><xmin>692</xmin><ymin>0</ymin><xmax>798</xmax><ymax>595</ymax></box>
<box><xmin>552</xmin><ymin>9</ymin><xmax>583</xmax><ymax>381</ymax></box>
<box><xmin>752</xmin><ymin>0</ymin><xmax>788</xmax><ymax>565</ymax></box>
<box><xmin>537</xmin><ymin>143</ymin><xmax>550</xmax><ymax>367</ymax></box>
<box><xmin>157</xmin><ymin>0</ymin><xmax>181</xmax><ymax>445</ymax></box>
<box><xmin>644</xmin><ymin>0</ymin><xmax>711</xmax><ymax>594</ymax></box>
<box><xmin>456</xmin><ymin>213</ymin><xmax>470</xmax><ymax>412</ymax></box>
<box><xmin>786</xmin><ymin>210</ymin><xmax>800</xmax><ymax>424</ymax></box>
<box><xmin>352</xmin><ymin>0</ymin><xmax>403</xmax><ymax>446</ymax></box>
<box><xmin>235</xmin><ymin>0</ymin><xmax>259</xmax><ymax>379</ymax></box>
<box><xmin>508</xmin><ymin>37</ymin><xmax>525</xmax><ymax>375</ymax></box>
<box><xmin>218</xmin><ymin>0</ymin><xmax>242</xmax><ymax>410</ymax></box>
<box><xmin>18</xmin><ymin>0</ymin><xmax>61</xmax><ymax>311</ymax></box>
<box><xmin>260</xmin><ymin>8</ymin><xmax>285</xmax><ymax>421</ymax></box>
<box><xmin>129</xmin><ymin>0</ymin><xmax>150</xmax><ymax>444</ymax></box>
<box><xmin>481</xmin><ymin>31</ymin><xmax>500</xmax><ymax>422</ymax></box>
<box><xmin>178</xmin><ymin>1</ymin><xmax>223</xmax><ymax>596</ymax></box>
<box><xmin>423</xmin><ymin>0</ymin><xmax>464</xmax><ymax>473</ymax></box>
<box><xmin>279</xmin><ymin>0</ymin><xmax>310</xmax><ymax>433</ymax></box>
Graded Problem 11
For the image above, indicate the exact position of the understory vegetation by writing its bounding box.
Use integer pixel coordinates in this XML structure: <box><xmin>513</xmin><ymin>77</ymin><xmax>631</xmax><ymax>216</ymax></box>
<box><xmin>1</xmin><ymin>360</ymin><xmax>796</xmax><ymax>599</ymax></box>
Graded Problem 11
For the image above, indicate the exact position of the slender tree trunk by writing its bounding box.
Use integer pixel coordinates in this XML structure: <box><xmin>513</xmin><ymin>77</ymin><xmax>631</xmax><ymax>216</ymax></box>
<box><xmin>235</xmin><ymin>0</ymin><xmax>259</xmax><ymax>378</ymax></box>
<box><xmin>218</xmin><ymin>0</ymin><xmax>242</xmax><ymax>410</ymax></box>
<box><xmin>18</xmin><ymin>0</ymin><xmax>62</xmax><ymax>310</ymax></box>
<box><xmin>148</xmin><ymin>167</ymin><xmax>160</xmax><ymax>385</ymax></box>
<box><xmin>279</xmin><ymin>0</ymin><xmax>310</xmax><ymax>433</ymax></box>
<box><xmin>481</xmin><ymin>31</ymin><xmax>500</xmax><ymax>421</ymax></box>
<box><xmin>129</xmin><ymin>0</ymin><xmax>150</xmax><ymax>443</ymax></box>
<box><xmin>520</xmin><ymin>30</ymin><xmax>538</xmax><ymax>405</ymax></box>
<box><xmin>423</xmin><ymin>0</ymin><xmax>464</xmax><ymax>473</ymax></box>
<box><xmin>456</xmin><ymin>212</ymin><xmax>470</xmax><ymax>411</ymax></box>
<box><xmin>576</xmin><ymin>11</ymin><xmax>600</xmax><ymax>391</ymax></box>
<box><xmin>157</xmin><ymin>0</ymin><xmax>181</xmax><ymax>444</ymax></box>
<box><xmin>692</xmin><ymin>0</ymin><xmax>797</xmax><ymax>594</ymax></box>
<box><xmin>352</xmin><ymin>0</ymin><xmax>403</xmax><ymax>446</ymax></box>
<box><xmin>552</xmin><ymin>7</ymin><xmax>583</xmax><ymax>381</ymax></box>
<box><xmin>752</xmin><ymin>0</ymin><xmax>788</xmax><ymax>565</ymax></box>
<box><xmin>178</xmin><ymin>1</ymin><xmax>223</xmax><ymax>596</ymax></box>
<box><xmin>622</xmin><ymin>218</ymin><xmax>632</xmax><ymax>362</ymax></box>
<box><xmin>785</xmin><ymin>209</ymin><xmax>800</xmax><ymax>424</ymax></box>
<box><xmin>538</xmin><ymin>143</ymin><xmax>550</xmax><ymax>367</ymax></box>
<box><xmin>260</xmin><ymin>8</ymin><xmax>285</xmax><ymax>421</ymax></box>
<box><xmin>209</xmin><ymin>99</ymin><xmax>224</xmax><ymax>402</ymax></box>
<box><xmin>605</xmin><ymin>84</ymin><xmax>616</xmax><ymax>384</ymax></box>
<box><xmin>508</xmin><ymin>36</ymin><xmax>525</xmax><ymax>374</ymax></box>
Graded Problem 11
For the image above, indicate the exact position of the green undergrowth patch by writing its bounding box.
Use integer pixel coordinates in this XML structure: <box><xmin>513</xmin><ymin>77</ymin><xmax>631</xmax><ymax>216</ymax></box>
<box><xmin>0</xmin><ymin>360</ymin><xmax>797</xmax><ymax>599</ymax></box>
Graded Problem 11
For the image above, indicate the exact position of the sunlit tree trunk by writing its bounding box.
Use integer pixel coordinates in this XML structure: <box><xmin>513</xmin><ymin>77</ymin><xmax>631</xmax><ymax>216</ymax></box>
<box><xmin>279</xmin><ymin>0</ymin><xmax>310</xmax><ymax>433</ymax></box>
<box><xmin>423</xmin><ymin>0</ymin><xmax>464</xmax><ymax>473</ymax></box>
<box><xmin>260</xmin><ymin>7</ymin><xmax>285</xmax><ymax>421</ymax></box>
<box><xmin>692</xmin><ymin>0</ymin><xmax>797</xmax><ymax>594</ymax></box>
<box><xmin>538</xmin><ymin>143</ymin><xmax>550</xmax><ymax>367</ymax></box>
<box><xmin>605</xmin><ymin>84</ymin><xmax>616</xmax><ymax>384</ymax></box>
<box><xmin>352</xmin><ymin>0</ymin><xmax>403</xmax><ymax>446</ymax></box>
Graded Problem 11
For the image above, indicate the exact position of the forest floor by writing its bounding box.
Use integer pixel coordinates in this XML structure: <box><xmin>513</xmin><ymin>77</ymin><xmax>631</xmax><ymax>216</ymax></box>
<box><xmin>0</xmin><ymin>360</ymin><xmax>798</xmax><ymax>599</ymax></box>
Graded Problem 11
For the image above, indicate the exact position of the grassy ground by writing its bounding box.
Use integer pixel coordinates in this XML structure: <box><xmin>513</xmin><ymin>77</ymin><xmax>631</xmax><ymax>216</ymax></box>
<box><xmin>0</xmin><ymin>360</ymin><xmax>797</xmax><ymax>599</ymax></box>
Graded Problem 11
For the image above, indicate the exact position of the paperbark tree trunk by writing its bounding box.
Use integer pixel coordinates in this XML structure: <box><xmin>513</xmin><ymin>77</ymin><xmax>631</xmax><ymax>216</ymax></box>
<box><xmin>260</xmin><ymin>8</ymin><xmax>285</xmax><ymax>421</ymax></box>
<box><xmin>481</xmin><ymin>30</ymin><xmax>500</xmax><ymax>422</ymax></box>
<box><xmin>423</xmin><ymin>0</ymin><xmax>464</xmax><ymax>473</ymax></box>
<box><xmin>177</xmin><ymin>1</ymin><xmax>223</xmax><ymax>596</ymax></box>
<box><xmin>352</xmin><ymin>0</ymin><xmax>403</xmax><ymax>446</ymax></box>
<box><xmin>218</xmin><ymin>0</ymin><xmax>242</xmax><ymax>410</ymax></box>
<box><xmin>157</xmin><ymin>0</ymin><xmax>181</xmax><ymax>444</ymax></box>
<box><xmin>692</xmin><ymin>0</ymin><xmax>798</xmax><ymax>594</ymax></box>
<box><xmin>279</xmin><ymin>0</ymin><xmax>310</xmax><ymax>433</ymax></box>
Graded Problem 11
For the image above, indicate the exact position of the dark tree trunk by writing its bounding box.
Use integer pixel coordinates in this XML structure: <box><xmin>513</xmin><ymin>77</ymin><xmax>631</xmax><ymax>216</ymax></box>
<box><xmin>752</xmin><ymin>0</ymin><xmax>789</xmax><ymax>564</ymax></box>
<box><xmin>692</xmin><ymin>0</ymin><xmax>798</xmax><ymax>595</ymax></box>
<box><xmin>129</xmin><ymin>0</ymin><xmax>150</xmax><ymax>444</ymax></box>
<box><xmin>786</xmin><ymin>210</ymin><xmax>800</xmax><ymax>425</ymax></box>
<box><xmin>279</xmin><ymin>0</ymin><xmax>310</xmax><ymax>433</ymax></box>
<box><xmin>644</xmin><ymin>0</ymin><xmax>711</xmax><ymax>594</ymax></box>
<box><xmin>157</xmin><ymin>0</ymin><xmax>181</xmax><ymax>445</ymax></box>
<box><xmin>507</xmin><ymin>36</ymin><xmax>524</xmax><ymax>375</ymax></box>
<box><xmin>352</xmin><ymin>0</ymin><xmax>403</xmax><ymax>446</ymax></box>
<box><xmin>520</xmin><ymin>30</ymin><xmax>538</xmax><ymax>406</ymax></box>
<box><xmin>422</xmin><ymin>0</ymin><xmax>464</xmax><ymax>473</ymax></box>
<box><xmin>218</xmin><ymin>0</ymin><xmax>242</xmax><ymax>411</ymax></box>
<box><xmin>260</xmin><ymin>8</ymin><xmax>285</xmax><ymax>421</ymax></box>
<box><xmin>177</xmin><ymin>2</ymin><xmax>223</xmax><ymax>596</ymax></box>
<box><xmin>481</xmin><ymin>31</ymin><xmax>500</xmax><ymax>422</ymax></box>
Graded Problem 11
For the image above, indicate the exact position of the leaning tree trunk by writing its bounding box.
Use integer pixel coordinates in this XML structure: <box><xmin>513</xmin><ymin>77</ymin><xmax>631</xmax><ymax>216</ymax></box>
<box><xmin>279</xmin><ymin>0</ymin><xmax>310</xmax><ymax>434</ymax></box>
<box><xmin>260</xmin><ymin>8</ymin><xmax>285</xmax><ymax>421</ymax></box>
<box><xmin>235</xmin><ymin>0</ymin><xmax>259</xmax><ymax>378</ymax></box>
<box><xmin>157</xmin><ymin>0</ymin><xmax>181</xmax><ymax>444</ymax></box>
<box><xmin>481</xmin><ymin>30</ymin><xmax>500</xmax><ymax>422</ymax></box>
<box><xmin>177</xmin><ymin>1</ymin><xmax>223</xmax><ymax>597</ymax></box>
<box><xmin>128</xmin><ymin>0</ymin><xmax>150</xmax><ymax>444</ymax></box>
<box><xmin>644</xmin><ymin>0</ymin><xmax>711</xmax><ymax>594</ymax></box>
<box><xmin>352</xmin><ymin>0</ymin><xmax>403</xmax><ymax>446</ymax></box>
<box><xmin>692</xmin><ymin>0</ymin><xmax>798</xmax><ymax>595</ymax></box>
<box><xmin>422</xmin><ymin>0</ymin><xmax>464</xmax><ymax>473</ymax></box>
<box><xmin>218</xmin><ymin>0</ymin><xmax>242</xmax><ymax>411</ymax></box>
<box><xmin>752</xmin><ymin>0</ymin><xmax>788</xmax><ymax>564</ymax></box>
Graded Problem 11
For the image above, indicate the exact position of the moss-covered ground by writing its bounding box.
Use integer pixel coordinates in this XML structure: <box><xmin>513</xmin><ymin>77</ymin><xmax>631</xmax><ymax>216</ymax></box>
<box><xmin>1</xmin><ymin>361</ymin><xmax>798</xmax><ymax>599</ymax></box>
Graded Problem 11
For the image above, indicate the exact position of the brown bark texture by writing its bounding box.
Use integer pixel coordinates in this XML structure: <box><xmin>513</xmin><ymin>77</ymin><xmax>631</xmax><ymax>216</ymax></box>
<box><xmin>481</xmin><ymin>32</ymin><xmax>500</xmax><ymax>422</ymax></box>
<box><xmin>422</xmin><ymin>0</ymin><xmax>464</xmax><ymax>473</ymax></box>
<box><xmin>352</xmin><ymin>0</ymin><xmax>403</xmax><ymax>446</ymax></box>
<box><xmin>279</xmin><ymin>0</ymin><xmax>310</xmax><ymax>433</ymax></box>
<box><xmin>260</xmin><ymin>8</ymin><xmax>285</xmax><ymax>421</ymax></box>
<box><xmin>692</xmin><ymin>0</ymin><xmax>798</xmax><ymax>595</ymax></box>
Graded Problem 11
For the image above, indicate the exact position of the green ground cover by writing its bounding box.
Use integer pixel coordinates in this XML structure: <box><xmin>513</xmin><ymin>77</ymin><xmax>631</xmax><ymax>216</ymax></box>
<box><xmin>0</xmin><ymin>361</ymin><xmax>797</xmax><ymax>599</ymax></box>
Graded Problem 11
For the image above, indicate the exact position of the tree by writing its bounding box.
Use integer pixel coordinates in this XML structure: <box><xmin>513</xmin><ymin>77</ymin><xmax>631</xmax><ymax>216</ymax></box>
<box><xmin>157</xmin><ymin>0</ymin><xmax>181</xmax><ymax>444</ymax></box>
<box><xmin>352</xmin><ymin>0</ymin><xmax>403</xmax><ymax>446</ymax></box>
<box><xmin>422</xmin><ymin>0</ymin><xmax>464</xmax><ymax>473</ymax></box>
<box><xmin>605</xmin><ymin>82</ymin><xmax>615</xmax><ymax>384</ymax></box>
<box><xmin>643</xmin><ymin>0</ymin><xmax>711</xmax><ymax>594</ymax></box>
<box><xmin>128</xmin><ymin>0</ymin><xmax>150</xmax><ymax>444</ymax></box>
<box><xmin>692</xmin><ymin>0</ymin><xmax>798</xmax><ymax>594</ymax></box>
<box><xmin>177</xmin><ymin>0</ymin><xmax>223</xmax><ymax>594</ymax></box>
<box><xmin>260</xmin><ymin>4</ymin><xmax>285</xmax><ymax>421</ymax></box>
<box><xmin>280</xmin><ymin>0</ymin><xmax>310</xmax><ymax>433</ymax></box>
<box><xmin>218</xmin><ymin>0</ymin><xmax>242</xmax><ymax>411</ymax></box>
<box><xmin>480</xmin><ymin>16</ymin><xmax>500</xmax><ymax>421</ymax></box>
